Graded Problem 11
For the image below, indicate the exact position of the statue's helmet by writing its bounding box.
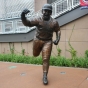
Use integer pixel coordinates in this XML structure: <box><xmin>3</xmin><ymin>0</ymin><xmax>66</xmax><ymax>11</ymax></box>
<box><xmin>42</xmin><ymin>4</ymin><xmax>52</xmax><ymax>12</ymax></box>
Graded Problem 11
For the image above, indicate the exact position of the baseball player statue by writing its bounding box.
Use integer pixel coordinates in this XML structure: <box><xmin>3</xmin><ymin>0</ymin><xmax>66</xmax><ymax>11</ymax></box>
<box><xmin>21</xmin><ymin>4</ymin><xmax>61</xmax><ymax>85</ymax></box>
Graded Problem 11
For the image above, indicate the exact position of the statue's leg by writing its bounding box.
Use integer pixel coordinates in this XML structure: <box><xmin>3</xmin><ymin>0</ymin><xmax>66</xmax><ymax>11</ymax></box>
<box><xmin>33</xmin><ymin>39</ymin><xmax>42</xmax><ymax>57</ymax></box>
<box><xmin>42</xmin><ymin>40</ymin><xmax>52</xmax><ymax>85</ymax></box>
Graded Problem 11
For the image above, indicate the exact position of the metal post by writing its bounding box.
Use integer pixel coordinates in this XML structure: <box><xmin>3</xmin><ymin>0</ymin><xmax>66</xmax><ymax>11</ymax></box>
<box><xmin>71</xmin><ymin>0</ymin><xmax>73</xmax><ymax>8</ymax></box>
<box><xmin>4</xmin><ymin>0</ymin><xmax>6</xmax><ymax>18</ymax></box>
<box><xmin>54</xmin><ymin>3</ymin><xmax>57</xmax><ymax>17</ymax></box>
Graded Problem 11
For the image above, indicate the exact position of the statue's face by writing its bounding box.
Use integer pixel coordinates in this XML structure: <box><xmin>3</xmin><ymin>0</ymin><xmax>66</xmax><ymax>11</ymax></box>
<box><xmin>42</xmin><ymin>9</ymin><xmax>52</xmax><ymax>21</ymax></box>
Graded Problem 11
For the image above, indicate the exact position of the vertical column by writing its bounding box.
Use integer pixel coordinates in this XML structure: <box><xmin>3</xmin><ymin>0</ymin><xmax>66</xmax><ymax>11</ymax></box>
<box><xmin>2</xmin><ymin>21</ymin><xmax>5</xmax><ymax>33</ymax></box>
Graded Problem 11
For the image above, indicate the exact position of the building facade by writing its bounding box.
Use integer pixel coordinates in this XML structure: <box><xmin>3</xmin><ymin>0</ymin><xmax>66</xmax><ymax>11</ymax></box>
<box><xmin>0</xmin><ymin>0</ymin><xmax>88</xmax><ymax>58</ymax></box>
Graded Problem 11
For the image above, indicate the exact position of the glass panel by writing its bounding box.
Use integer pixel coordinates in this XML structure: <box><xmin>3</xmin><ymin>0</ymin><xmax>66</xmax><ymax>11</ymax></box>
<box><xmin>5</xmin><ymin>21</ymin><xmax>13</xmax><ymax>32</ymax></box>
<box><xmin>0</xmin><ymin>22</ymin><xmax>2</xmax><ymax>32</ymax></box>
<box><xmin>17</xmin><ymin>20</ymin><xmax>24</xmax><ymax>27</ymax></box>
<box><xmin>73</xmin><ymin>0</ymin><xmax>79</xmax><ymax>5</ymax></box>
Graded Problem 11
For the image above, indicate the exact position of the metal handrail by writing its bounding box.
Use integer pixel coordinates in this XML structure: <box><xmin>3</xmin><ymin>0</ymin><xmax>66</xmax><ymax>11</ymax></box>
<box><xmin>0</xmin><ymin>0</ymin><xmax>35</xmax><ymax>20</ymax></box>
<box><xmin>34</xmin><ymin>0</ymin><xmax>80</xmax><ymax>18</ymax></box>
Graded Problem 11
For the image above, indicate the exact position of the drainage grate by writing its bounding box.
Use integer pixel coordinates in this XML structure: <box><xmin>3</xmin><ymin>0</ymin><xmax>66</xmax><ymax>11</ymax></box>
<box><xmin>9</xmin><ymin>66</ymin><xmax>17</xmax><ymax>69</ymax></box>
<box><xmin>20</xmin><ymin>73</ymin><xmax>26</xmax><ymax>76</ymax></box>
<box><xmin>60</xmin><ymin>72</ymin><xmax>66</xmax><ymax>74</ymax></box>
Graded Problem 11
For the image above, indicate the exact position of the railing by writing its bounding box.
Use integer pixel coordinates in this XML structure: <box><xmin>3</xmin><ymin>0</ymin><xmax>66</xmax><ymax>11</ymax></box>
<box><xmin>52</xmin><ymin>0</ymin><xmax>79</xmax><ymax>18</ymax></box>
<box><xmin>0</xmin><ymin>0</ymin><xmax>35</xmax><ymax>20</ymax></box>
<box><xmin>34</xmin><ymin>0</ymin><xmax>80</xmax><ymax>18</ymax></box>
<box><xmin>0</xmin><ymin>0</ymin><xmax>80</xmax><ymax>34</ymax></box>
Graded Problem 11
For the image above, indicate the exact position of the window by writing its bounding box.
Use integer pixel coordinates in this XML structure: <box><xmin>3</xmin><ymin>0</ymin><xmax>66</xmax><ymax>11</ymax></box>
<box><xmin>5</xmin><ymin>27</ymin><xmax>11</xmax><ymax>32</ymax></box>
<box><xmin>15</xmin><ymin>20</ymin><xmax>26</xmax><ymax>32</ymax></box>
<box><xmin>5</xmin><ymin>21</ymin><xmax>13</xmax><ymax>32</ymax></box>
<box><xmin>17</xmin><ymin>20</ymin><xmax>24</xmax><ymax>27</ymax></box>
<box><xmin>0</xmin><ymin>22</ymin><xmax>2</xmax><ymax>32</ymax></box>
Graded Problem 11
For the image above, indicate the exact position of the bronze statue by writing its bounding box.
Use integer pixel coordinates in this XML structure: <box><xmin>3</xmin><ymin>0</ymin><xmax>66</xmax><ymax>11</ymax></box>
<box><xmin>21</xmin><ymin>4</ymin><xmax>61</xmax><ymax>85</ymax></box>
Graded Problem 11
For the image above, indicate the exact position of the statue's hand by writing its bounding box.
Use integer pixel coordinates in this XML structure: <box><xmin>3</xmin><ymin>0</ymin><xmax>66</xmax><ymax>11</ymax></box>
<box><xmin>22</xmin><ymin>9</ymin><xmax>30</xmax><ymax>14</ymax></box>
<box><xmin>21</xmin><ymin>9</ymin><xmax>30</xmax><ymax>20</ymax></box>
<box><xmin>53</xmin><ymin>40</ymin><xmax>59</xmax><ymax>45</ymax></box>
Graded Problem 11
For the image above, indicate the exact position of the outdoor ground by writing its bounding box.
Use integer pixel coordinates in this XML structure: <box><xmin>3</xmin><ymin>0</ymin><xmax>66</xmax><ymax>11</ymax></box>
<box><xmin>0</xmin><ymin>62</ymin><xmax>88</xmax><ymax>88</ymax></box>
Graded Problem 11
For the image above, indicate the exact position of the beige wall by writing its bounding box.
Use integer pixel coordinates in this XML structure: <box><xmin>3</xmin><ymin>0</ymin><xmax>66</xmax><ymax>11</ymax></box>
<box><xmin>0</xmin><ymin>42</ymin><xmax>33</xmax><ymax>56</ymax></box>
<box><xmin>54</xmin><ymin>14</ymin><xmax>88</xmax><ymax>58</ymax></box>
<box><xmin>35</xmin><ymin>0</ymin><xmax>47</xmax><ymax>12</ymax></box>
<box><xmin>0</xmin><ymin>15</ymin><xmax>88</xmax><ymax>58</ymax></box>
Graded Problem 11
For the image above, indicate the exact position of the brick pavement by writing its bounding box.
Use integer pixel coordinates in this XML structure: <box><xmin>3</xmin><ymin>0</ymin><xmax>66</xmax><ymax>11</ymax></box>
<box><xmin>0</xmin><ymin>62</ymin><xmax>88</xmax><ymax>88</ymax></box>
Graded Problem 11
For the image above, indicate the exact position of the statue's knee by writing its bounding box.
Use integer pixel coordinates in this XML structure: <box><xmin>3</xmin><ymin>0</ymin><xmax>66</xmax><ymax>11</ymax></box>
<box><xmin>33</xmin><ymin>49</ymin><xmax>40</xmax><ymax>57</ymax></box>
<box><xmin>33</xmin><ymin>53</ymin><xmax>39</xmax><ymax>57</ymax></box>
<box><xmin>33</xmin><ymin>54</ymin><xmax>38</xmax><ymax>57</ymax></box>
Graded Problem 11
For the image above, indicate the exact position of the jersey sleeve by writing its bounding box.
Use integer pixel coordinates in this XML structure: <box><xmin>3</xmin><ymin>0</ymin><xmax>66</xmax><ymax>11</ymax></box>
<box><xmin>29</xmin><ymin>17</ymin><xmax>39</xmax><ymax>27</ymax></box>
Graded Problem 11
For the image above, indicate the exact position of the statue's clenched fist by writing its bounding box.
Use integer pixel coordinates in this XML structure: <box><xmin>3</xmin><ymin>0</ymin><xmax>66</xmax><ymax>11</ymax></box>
<box><xmin>22</xmin><ymin>9</ymin><xmax>30</xmax><ymax>14</ymax></box>
<box><xmin>53</xmin><ymin>40</ymin><xmax>59</xmax><ymax>45</ymax></box>
<box><xmin>21</xmin><ymin>9</ymin><xmax>30</xmax><ymax>20</ymax></box>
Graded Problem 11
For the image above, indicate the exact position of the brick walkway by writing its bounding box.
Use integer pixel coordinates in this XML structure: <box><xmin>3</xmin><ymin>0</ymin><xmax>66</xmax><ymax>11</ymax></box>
<box><xmin>0</xmin><ymin>62</ymin><xmax>88</xmax><ymax>88</ymax></box>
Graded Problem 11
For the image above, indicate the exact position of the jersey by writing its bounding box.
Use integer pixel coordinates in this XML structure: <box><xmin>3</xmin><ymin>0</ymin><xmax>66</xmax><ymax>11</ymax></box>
<box><xmin>27</xmin><ymin>16</ymin><xmax>60</xmax><ymax>40</ymax></box>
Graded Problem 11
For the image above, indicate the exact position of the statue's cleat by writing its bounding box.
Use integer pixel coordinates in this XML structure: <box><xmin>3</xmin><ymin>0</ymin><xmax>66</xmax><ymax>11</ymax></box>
<box><xmin>43</xmin><ymin>76</ymin><xmax>48</xmax><ymax>85</ymax></box>
<box><xmin>43</xmin><ymin>72</ymin><xmax>48</xmax><ymax>85</ymax></box>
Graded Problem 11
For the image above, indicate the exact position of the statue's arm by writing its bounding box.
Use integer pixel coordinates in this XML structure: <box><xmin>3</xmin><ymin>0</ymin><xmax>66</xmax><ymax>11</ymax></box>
<box><xmin>53</xmin><ymin>21</ymin><xmax>61</xmax><ymax>45</ymax></box>
<box><xmin>21</xmin><ymin>9</ymin><xmax>32</xmax><ymax>27</ymax></box>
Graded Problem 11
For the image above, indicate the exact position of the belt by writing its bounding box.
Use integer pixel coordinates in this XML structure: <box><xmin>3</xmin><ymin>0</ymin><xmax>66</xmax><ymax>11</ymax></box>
<box><xmin>36</xmin><ymin>36</ymin><xmax>52</xmax><ymax>41</ymax></box>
